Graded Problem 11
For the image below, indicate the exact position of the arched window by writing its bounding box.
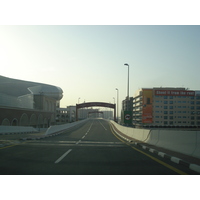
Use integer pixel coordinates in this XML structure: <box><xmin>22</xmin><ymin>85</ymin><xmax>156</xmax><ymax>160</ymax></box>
<box><xmin>1</xmin><ymin>118</ymin><xmax>10</xmax><ymax>126</ymax></box>
<box><xmin>11</xmin><ymin>118</ymin><xmax>18</xmax><ymax>126</ymax></box>
<box><xmin>20</xmin><ymin>113</ymin><xmax>29</xmax><ymax>126</ymax></box>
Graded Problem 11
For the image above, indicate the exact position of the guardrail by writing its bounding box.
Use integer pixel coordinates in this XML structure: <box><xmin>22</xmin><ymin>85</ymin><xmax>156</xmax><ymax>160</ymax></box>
<box><xmin>109</xmin><ymin>120</ymin><xmax>200</xmax><ymax>159</ymax></box>
<box><xmin>45</xmin><ymin>119</ymin><xmax>89</xmax><ymax>135</ymax></box>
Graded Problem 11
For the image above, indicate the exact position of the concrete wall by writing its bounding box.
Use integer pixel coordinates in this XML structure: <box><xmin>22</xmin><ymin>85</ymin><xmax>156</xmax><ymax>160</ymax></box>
<box><xmin>109</xmin><ymin>120</ymin><xmax>200</xmax><ymax>159</ymax></box>
<box><xmin>45</xmin><ymin>119</ymin><xmax>89</xmax><ymax>135</ymax></box>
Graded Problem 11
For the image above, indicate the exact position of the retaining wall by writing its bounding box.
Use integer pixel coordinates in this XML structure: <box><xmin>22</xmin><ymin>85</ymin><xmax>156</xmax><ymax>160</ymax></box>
<box><xmin>110</xmin><ymin>120</ymin><xmax>200</xmax><ymax>159</ymax></box>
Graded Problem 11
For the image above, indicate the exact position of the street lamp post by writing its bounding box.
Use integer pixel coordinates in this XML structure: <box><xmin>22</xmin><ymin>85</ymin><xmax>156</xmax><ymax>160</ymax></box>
<box><xmin>116</xmin><ymin>88</ymin><xmax>119</xmax><ymax>123</ymax></box>
<box><xmin>124</xmin><ymin>63</ymin><xmax>129</xmax><ymax>99</ymax></box>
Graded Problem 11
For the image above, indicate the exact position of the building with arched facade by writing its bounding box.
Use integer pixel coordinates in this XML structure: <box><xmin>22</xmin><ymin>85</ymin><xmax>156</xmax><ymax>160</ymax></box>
<box><xmin>0</xmin><ymin>75</ymin><xmax>63</xmax><ymax>128</ymax></box>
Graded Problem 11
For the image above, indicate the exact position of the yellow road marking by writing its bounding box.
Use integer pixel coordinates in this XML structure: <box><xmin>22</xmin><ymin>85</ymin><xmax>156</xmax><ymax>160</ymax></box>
<box><xmin>0</xmin><ymin>141</ymin><xmax>27</xmax><ymax>150</ymax></box>
<box><xmin>109</xmin><ymin>123</ymin><xmax>188</xmax><ymax>175</ymax></box>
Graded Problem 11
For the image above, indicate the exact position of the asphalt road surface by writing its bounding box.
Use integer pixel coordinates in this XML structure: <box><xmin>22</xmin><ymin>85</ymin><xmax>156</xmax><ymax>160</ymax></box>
<box><xmin>0</xmin><ymin>119</ymin><xmax>198</xmax><ymax>175</ymax></box>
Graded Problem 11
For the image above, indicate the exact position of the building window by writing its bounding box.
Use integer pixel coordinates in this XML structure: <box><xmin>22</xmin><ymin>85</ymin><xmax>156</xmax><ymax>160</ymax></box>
<box><xmin>169</xmin><ymin>106</ymin><xmax>173</xmax><ymax>109</ymax></box>
<box><xmin>164</xmin><ymin>101</ymin><xmax>168</xmax><ymax>104</ymax></box>
<box><xmin>164</xmin><ymin>111</ymin><xmax>168</xmax><ymax>114</ymax></box>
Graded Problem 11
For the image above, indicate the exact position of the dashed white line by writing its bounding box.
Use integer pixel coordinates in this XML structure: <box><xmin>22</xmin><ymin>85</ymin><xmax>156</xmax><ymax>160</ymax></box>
<box><xmin>55</xmin><ymin>149</ymin><xmax>72</xmax><ymax>164</ymax></box>
<box><xmin>76</xmin><ymin>140</ymin><xmax>81</xmax><ymax>145</ymax></box>
<box><xmin>98</xmin><ymin>120</ymin><xmax>107</xmax><ymax>131</ymax></box>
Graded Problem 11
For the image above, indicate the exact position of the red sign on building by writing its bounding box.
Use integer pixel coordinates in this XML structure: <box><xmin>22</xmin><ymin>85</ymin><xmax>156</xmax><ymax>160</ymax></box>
<box><xmin>154</xmin><ymin>90</ymin><xmax>195</xmax><ymax>96</ymax></box>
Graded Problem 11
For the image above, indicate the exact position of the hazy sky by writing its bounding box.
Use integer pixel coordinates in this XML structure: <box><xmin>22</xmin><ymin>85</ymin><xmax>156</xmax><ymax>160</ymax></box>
<box><xmin>0</xmin><ymin>25</ymin><xmax>200</xmax><ymax>109</ymax></box>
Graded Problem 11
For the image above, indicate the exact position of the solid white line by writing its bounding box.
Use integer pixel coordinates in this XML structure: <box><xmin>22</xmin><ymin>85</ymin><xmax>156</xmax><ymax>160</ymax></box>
<box><xmin>55</xmin><ymin>149</ymin><xmax>72</xmax><ymax>164</ymax></box>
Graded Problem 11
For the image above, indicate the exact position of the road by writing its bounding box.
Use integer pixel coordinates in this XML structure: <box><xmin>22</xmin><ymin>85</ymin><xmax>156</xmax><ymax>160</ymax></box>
<box><xmin>0</xmin><ymin>119</ymin><xmax>198</xmax><ymax>175</ymax></box>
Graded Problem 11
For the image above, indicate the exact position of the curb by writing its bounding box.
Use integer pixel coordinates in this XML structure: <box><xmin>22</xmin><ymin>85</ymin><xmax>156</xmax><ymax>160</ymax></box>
<box><xmin>0</xmin><ymin>131</ymin><xmax>38</xmax><ymax>135</ymax></box>
<box><xmin>134</xmin><ymin>142</ymin><xmax>200</xmax><ymax>174</ymax></box>
<box><xmin>19</xmin><ymin>130</ymin><xmax>63</xmax><ymax>141</ymax></box>
<box><xmin>110</xmin><ymin>123</ymin><xmax>200</xmax><ymax>174</ymax></box>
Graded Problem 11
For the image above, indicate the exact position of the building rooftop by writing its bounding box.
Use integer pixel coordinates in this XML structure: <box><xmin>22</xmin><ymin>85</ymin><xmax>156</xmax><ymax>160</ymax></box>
<box><xmin>0</xmin><ymin>75</ymin><xmax>63</xmax><ymax>100</ymax></box>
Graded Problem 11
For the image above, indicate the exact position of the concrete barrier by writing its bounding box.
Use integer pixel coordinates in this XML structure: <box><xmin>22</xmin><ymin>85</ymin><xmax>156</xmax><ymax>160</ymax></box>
<box><xmin>193</xmin><ymin>133</ymin><xmax>200</xmax><ymax>158</ymax></box>
<box><xmin>109</xmin><ymin>120</ymin><xmax>150</xmax><ymax>141</ymax></box>
<box><xmin>146</xmin><ymin>130</ymin><xmax>197</xmax><ymax>156</ymax></box>
<box><xmin>0</xmin><ymin>126</ymin><xmax>38</xmax><ymax>134</ymax></box>
<box><xmin>45</xmin><ymin>119</ymin><xmax>89</xmax><ymax>135</ymax></box>
<box><xmin>109</xmin><ymin>120</ymin><xmax>200</xmax><ymax>159</ymax></box>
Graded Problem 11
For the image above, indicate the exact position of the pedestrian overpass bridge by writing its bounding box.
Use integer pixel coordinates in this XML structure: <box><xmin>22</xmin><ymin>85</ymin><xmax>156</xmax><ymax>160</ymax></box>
<box><xmin>76</xmin><ymin>102</ymin><xmax>116</xmax><ymax>121</ymax></box>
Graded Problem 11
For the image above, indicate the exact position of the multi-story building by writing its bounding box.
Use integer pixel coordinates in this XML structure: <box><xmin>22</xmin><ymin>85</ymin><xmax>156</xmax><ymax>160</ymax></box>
<box><xmin>132</xmin><ymin>87</ymin><xmax>200</xmax><ymax>128</ymax></box>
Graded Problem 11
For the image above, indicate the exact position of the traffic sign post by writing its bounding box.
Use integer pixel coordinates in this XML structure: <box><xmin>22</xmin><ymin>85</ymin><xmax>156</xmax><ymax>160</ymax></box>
<box><xmin>123</xmin><ymin>111</ymin><xmax>132</xmax><ymax>126</ymax></box>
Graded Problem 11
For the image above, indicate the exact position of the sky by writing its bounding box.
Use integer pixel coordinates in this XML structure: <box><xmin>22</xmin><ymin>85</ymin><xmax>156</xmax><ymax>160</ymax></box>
<box><xmin>0</xmin><ymin>25</ymin><xmax>200</xmax><ymax>110</ymax></box>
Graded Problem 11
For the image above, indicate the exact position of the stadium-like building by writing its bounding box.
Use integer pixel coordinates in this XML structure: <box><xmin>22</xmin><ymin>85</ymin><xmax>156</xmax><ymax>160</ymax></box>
<box><xmin>0</xmin><ymin>75</ymin><xmax>63</xmax><ymax>128</ymax></box>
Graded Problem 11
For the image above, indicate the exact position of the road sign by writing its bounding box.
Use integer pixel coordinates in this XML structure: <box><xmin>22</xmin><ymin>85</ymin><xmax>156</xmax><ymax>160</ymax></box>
<box><xmin>123</xmin><ymin>111</ymin><xmax>132</xmax><ymax>125</ymax></box>
<box><xmin>125</xmin><ymin>114</ymin><xmax>131</xmax><ymax>120</ymax></box>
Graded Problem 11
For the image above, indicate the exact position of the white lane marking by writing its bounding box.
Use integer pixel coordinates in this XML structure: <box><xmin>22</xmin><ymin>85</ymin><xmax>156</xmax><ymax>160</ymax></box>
<box><xmin>76</xmin><ymin>140</ymin><xmax>81</xmax><ymax>144</ymax></box>
<box><xmin>98</xmin><ymin>120</ymin><xmax>107</xmax><ymax>131</ymax></box>
<box><xmin>76</xmin><ymin>121</ymin><xmax>93</xmax><ymax>145</ymax></box>
<box><xmin>55</xmin><ymin>149</ymin><xmax>72</xmax><ymax>164</ymax></box>
<box><xmin>87</xmin><ymin>121</ymin><xmax>94</xmax><ymax>132</ymax></box>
